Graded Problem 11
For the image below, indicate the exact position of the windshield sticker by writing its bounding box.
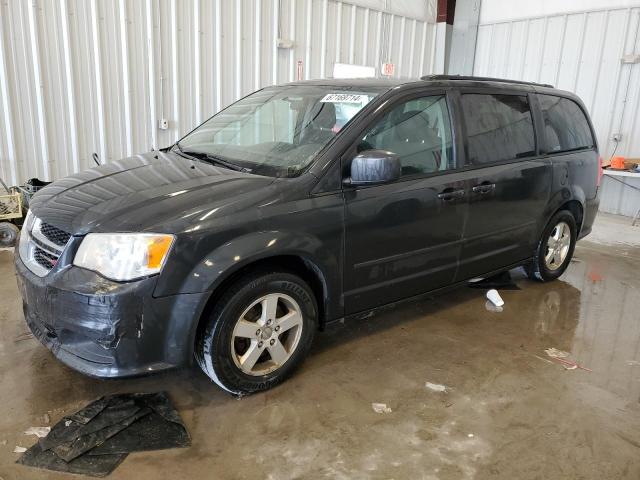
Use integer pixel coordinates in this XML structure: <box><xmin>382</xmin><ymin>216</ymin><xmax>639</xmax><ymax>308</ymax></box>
<box><xmin>320</xmin><ymin>93</ymin><xmax>370</xmax><ymax>104</ymax></box>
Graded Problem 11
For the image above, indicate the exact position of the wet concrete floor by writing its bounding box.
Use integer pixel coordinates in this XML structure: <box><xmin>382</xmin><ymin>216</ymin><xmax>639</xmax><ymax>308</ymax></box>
<box><xmin>1</xmin><ymin>216</ymin><xmax>640</xmax><ymax>479</ymax></box>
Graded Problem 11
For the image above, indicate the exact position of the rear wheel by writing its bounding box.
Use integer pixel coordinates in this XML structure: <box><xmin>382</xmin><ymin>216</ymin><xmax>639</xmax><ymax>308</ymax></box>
<box><xmin>195</xmin><ymin>270</ymin><xmax>318</xmax><ymax>395</ymax></box>
<box><xmin>526</xmin><ymin>210</ymin><xmax>577</xmax><ymax>282</ymax></box>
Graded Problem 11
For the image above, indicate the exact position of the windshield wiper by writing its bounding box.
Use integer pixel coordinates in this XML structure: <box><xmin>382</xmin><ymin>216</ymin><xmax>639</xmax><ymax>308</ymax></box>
<box><xmin>172</xmin><ymin>141</ymin><xmax>190</xmax><ymax>158</ymax></box>
<box><xmin>197</xmin><ymin>152</ymin><xmax>250</xmax><ymax>172</ymax></box>
<box><xmin>173</xmin><ymin>144</ymin><xmax>250</xmax><ymax>172</ymax></box>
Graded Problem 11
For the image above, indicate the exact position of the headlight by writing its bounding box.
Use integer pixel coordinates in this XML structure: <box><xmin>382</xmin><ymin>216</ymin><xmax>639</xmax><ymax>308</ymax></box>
<box><xmin>73</xmin><ymin>233</ymin><xmax>175</xmax><ymax>281</ymax></box>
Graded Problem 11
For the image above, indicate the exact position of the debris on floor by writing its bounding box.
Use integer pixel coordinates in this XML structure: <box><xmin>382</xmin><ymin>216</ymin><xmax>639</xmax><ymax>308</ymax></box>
<box><xmin>24</xmin><ymin>427</ymin><xmax>51</xmax><ymax>438</ymax></box>
<box><xmin>486</xmin><ymin>289</ymin><xmax>505</xmax><ymax>307</ymax></box>
<box><xmin>16</xmin><ymin>392</ymin><xmax>190</xmax><ymax>477</ymax></box>
<box><xmin>471</xmin><ymin>272</ymin><xmax>519</xmax><ymax>313</ymax></box>
<box><xmin>425</xmin><ymin>382</ymin><xmax>447</xmax><ymax>393</ymax></box>
<box><xmin>544</xmin><ymin>348</ymin><xmax>592</xmax><ymax>372</ymax></box>
<box><xmin>544</xmin><ymin>348</ymin><xmax>569</xmax><ymax>358</ymax></box>
<box><xmin>468</xmin><ymin>271</ymin><xmax>521</xmax><ymax>290</ymax></box>
<box><xmin>627</xmin><ymin>360</ymin><xmax>640</xmax><ymax>366</ymax></box>
<box><xmin>534</xmin><ymin>354</ymin><xmax>555</xmax><ymax>365</ymax></box>
<box><xmin>14</xmin><ymin>446</ymin><xmax>27</xmax><ymax>453</ymax></box>
<box><xmin>371</xmin><ymin>403</ymin><xmax>393</xmax><ymax>414</ymax></box>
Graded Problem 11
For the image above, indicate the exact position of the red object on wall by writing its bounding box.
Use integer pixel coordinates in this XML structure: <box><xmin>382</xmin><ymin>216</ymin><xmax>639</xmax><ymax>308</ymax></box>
<box><xmin>381</xmin><ymin>63</ymin><xmax>395</xmax><ymax>76</ymax></box>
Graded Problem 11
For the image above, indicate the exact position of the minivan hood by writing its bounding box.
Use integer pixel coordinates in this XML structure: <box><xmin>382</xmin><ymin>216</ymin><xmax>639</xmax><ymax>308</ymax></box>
<box><xmin>29</xmin><ymin>151</ymin><xmax>277</xmax><ymax>235</ymax></box>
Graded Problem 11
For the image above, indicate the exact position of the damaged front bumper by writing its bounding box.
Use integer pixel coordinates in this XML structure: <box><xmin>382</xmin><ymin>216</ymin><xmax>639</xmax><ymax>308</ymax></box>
<box><xmin>15</xmin><ymin>250</ymin><xmax>208</xmax><ymax>378</ymax></box>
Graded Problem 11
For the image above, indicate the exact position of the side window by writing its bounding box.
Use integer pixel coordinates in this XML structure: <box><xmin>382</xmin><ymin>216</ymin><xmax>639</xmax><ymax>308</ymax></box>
<box><xmin>538</xmin><ymin>95</ymin><xmax>594</xmax><ymax>153</ymax></box>
<box><xmin>461</xmin><ymin>94</ymin><xmax>535</xmax><ymax>165</ymax></box>
<box><xmin>358</xmin><ymin>95</ymin><xmax>454</xmax><ymax>177</ymax></box>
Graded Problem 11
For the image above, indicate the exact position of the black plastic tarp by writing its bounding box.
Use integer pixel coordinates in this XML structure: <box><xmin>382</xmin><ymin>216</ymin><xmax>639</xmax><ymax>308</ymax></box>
<box><xmin>17</xmin><ymin>392</ymin><xmax>190</xmax><ymax>477</ymax></box>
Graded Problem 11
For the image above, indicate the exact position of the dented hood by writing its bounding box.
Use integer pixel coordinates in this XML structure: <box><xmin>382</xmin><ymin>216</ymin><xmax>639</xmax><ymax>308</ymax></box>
<box><xmin>28</xmin><ymin>151</ymin><xmax>277</xmax><ymax>235</ymax></box>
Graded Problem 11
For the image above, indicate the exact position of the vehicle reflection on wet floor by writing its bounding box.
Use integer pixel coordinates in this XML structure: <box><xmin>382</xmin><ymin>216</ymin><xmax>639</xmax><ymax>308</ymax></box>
<box><xmin>1</xmin><ymin>237</ymin><xmax>640</xmax><ymax>479</ymax></box>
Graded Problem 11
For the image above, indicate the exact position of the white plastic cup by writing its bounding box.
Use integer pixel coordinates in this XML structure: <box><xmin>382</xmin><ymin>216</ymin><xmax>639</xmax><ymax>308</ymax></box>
<box><xmin>486</xmin><ymin>289</ymin><xmax>504</xmax><ymax>307</ymax></box>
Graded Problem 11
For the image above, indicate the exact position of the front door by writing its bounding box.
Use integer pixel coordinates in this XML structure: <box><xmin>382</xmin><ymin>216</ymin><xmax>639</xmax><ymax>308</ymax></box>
<box><xmin>343</xmin><ymin>92</ymin><xmax>467</xmax><ymax>314</ymax></box>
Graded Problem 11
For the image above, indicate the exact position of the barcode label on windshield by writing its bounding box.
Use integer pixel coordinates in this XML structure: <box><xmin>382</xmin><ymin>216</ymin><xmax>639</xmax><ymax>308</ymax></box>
<box><xmin>320</xmin><ymin>93</ymin><xmax>369</xmax><ymax>104</ymax></box>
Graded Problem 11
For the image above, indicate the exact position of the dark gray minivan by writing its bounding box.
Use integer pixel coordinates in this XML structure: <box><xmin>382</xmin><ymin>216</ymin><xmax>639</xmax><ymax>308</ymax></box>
<box><xmin>15</xmin><ymin>75</ymin><xmax>600</xmax><ymax>394</ymax></box>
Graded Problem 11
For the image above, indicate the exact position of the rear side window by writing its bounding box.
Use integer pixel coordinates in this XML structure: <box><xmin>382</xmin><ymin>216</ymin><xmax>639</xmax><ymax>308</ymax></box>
<box><xmin>461</xmin><ymin>94</ymin><xmax>535</xmax><ymax>165</ymax></box>
<box><xmin>538</xmin><ymin>95</ymin><xmax>594</xmax><ymax>153</ymax></box>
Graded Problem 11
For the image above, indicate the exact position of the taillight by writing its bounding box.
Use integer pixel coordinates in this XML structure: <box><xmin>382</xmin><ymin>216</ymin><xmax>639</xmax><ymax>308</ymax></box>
<box><xmin>597</xmin><ymin>156</ymin><xmax>603</xmax><ymax>187</ymax></box>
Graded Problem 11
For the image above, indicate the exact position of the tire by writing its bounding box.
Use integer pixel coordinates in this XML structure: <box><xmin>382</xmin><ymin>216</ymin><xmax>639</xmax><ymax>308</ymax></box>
<box><xmin>195</xmin><ymin>270</ymin><xmax>318</xmax><ymax>395</ymax></box>
<box><xmin>0</xmin><ymin>222</ymin><xmax>19</xmax><ymax>248</ymax></box>
<box><xmin>526</xmin><ymin>210</ymin><xmax>577</xmax><ymax>282</ymax></box>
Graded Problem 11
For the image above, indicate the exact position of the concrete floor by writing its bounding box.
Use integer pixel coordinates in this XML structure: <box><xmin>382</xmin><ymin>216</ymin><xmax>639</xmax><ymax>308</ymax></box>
<box><xmin>1</xmin><ymin>213</ymin><xmax>640</xmax><ymax>479</ymax></box>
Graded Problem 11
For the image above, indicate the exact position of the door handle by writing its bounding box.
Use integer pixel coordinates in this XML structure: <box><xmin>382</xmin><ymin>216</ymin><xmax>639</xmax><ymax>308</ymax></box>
<box><xmin>437</xmin><ymin>188</ymin><xmax>466</xmax><ymax>201</ymax></box>
<box><xmin>472</xmin><ymin>183</ymin><xmax>496</xmax><ymax>194</ymax></box>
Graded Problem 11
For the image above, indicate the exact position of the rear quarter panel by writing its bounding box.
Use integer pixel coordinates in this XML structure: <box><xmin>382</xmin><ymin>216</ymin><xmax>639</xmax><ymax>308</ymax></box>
<box><xmin>544</xmin><ymin>150</ymin><xmax>600</xmax><ymax>237</ymax></box>
<box><xmin>533</xmin><ymin>88</ymin><xmax>600</xmax><ymax>234</ymax></box>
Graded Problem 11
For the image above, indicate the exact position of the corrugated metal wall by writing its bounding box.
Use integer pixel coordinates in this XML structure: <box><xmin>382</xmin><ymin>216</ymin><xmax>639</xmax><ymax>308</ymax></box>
<box><xmin>473</xmin><ymin>5</ymin><xmax>640</xmax><ymax>160</ymax></box>
<box><xmin>0</xmin><ymin>0</ymin><xmax>437</xmax><ymax>184</ymax></box>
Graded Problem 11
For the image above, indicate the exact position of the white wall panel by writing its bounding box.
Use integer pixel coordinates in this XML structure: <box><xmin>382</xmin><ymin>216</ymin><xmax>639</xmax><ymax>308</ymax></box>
<box><xmin>480</xmin><ymin>0</ymin><xmax>640</xmax><ymax>24</ymax></box>
<box><xmin>0</xmin><ymin>0</ymin><xmax>436</xmax><ymax>184</ymax></box>
<box><xmin>474</xmin><ymin>5</ymin><xmax>640</xmax><ymax>161</ymax></box>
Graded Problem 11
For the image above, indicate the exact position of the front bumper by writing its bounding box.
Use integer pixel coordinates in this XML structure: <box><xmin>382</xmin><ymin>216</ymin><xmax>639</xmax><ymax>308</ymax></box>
<box><xmin>15</xmin><ymin>252</ymin><xmax>208</xmax><ymax>378</ymax></box>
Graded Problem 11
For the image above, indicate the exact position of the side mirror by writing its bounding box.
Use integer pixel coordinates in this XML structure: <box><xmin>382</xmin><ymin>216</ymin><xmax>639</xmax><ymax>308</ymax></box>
<box><xmin>346</xmin><ymin>150</ymin><xmax>401</xmax><ymax>186</ymax></box>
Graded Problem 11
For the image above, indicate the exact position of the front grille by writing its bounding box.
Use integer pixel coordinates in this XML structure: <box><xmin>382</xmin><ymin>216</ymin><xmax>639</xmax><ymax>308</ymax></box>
<box><xmin>19</xmin><ymin>215</ymin><xmax>71</xmax><ymax>277</ymax></box>
<box><xmin>34</xmin><ymin>246</ymin><xmax>58</xmax><ymax>269</ymax></box>
<box><xmin>40</xmin><ymin>222</ymin><xmax>71</xmax><ymax>246</ymax></box>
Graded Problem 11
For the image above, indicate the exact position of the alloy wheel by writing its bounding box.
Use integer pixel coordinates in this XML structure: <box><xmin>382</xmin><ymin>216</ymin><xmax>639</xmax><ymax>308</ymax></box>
<box><xmin>544</xmin><ymin>221</ymin><xmax>571</xmax><ymax>271</ymax></box>
<box><xmin>230</xmin><ymin>293</ymin><xmax>304</xmax><ymax>376</ymax></box>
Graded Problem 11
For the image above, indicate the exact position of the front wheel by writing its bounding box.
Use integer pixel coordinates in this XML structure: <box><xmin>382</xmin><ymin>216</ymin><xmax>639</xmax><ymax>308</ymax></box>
<box><xmin>195</xmin><ymin>270</ymin><xmax>318</xmax><ymax>395</ymax></box>
<box><xmin>526</xmin><ymin>210</ymin><xmax>577</xmax><ymax>282</ymax></box>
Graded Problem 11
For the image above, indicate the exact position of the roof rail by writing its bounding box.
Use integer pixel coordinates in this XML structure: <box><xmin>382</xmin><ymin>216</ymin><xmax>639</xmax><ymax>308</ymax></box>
<box><xmin>420</xmin><ymin>74</ymin><xmax>554</xmax><ymax>89</ymax></box>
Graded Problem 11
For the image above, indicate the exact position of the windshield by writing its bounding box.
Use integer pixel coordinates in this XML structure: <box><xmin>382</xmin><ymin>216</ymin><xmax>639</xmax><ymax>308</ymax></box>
<box><xmin>177</xmin><ymin>85</ymin><xmax>381</xmax><ymax>177</ymax></box>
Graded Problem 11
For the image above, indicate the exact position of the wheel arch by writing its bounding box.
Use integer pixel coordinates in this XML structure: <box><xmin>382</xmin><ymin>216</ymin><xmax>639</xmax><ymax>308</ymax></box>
<box><xmin>188</xmin><ymin>252</ymin><xmax>332</xmax><ymax>362</ymax></box>
<box><xmin>542</xmin><ymin>186</ymin><xmax>586</xmax><ymax>236</ymax></box>
<box><xmin>560</xmin><ymin>199</ymin><xmax>584</xmax><ymax>235</ymax></box>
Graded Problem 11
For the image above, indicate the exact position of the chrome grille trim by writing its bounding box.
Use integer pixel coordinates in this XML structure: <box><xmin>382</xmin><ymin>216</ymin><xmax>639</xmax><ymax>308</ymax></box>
<box><xmin>19</xmin><ymin>214</ymin><xmax>70</xmax><ymax>277</ymax></box>
<box><xmin>31</xmin><ymin>221</ymin><xmax>66</xmax><ymax>254</ymax></box>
